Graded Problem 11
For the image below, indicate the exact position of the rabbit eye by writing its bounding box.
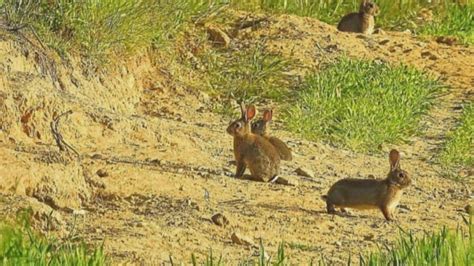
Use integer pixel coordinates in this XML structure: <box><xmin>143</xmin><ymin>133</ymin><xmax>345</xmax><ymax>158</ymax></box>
<box><xmin>236</xmin><ymin>122</ymin><xmax>243</xmax><ymax>128</ymax></box>
<box><xmin>398</xmin><ymin>173</ymin><xmax>404</xmax><ymax>178</ymax></box>
<box><xmin>368</xmin><ymin>3</ymin><xmax>373</xmax><ymax>8</ymax></box>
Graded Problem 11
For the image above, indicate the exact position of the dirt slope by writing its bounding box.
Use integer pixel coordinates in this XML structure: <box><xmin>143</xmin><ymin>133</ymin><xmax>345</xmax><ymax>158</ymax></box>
<box><xmin>0</xmin><ymin>12</ymin><xmax>472</xmax><ymax>264</ymax></box>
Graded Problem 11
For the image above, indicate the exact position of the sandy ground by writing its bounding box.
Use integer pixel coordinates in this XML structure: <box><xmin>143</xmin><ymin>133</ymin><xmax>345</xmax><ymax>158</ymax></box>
<box><xmin>0</xmin><ymin>11</ymin><xmax>472</xmax><ymax>264</ymax></box>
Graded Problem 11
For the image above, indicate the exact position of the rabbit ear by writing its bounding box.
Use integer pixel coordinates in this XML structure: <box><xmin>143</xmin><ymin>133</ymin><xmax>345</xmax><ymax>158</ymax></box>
<box><xmin>389</xmin><ymin>149</ymin><xmax>401</xmax><ymax>170</ymax></box>
<box><xmin>240</xmin><ymin>101</ymin><xmax>246</xmax><ymax>116</ymax></box>
<box><xmin>263</xmin><ymin>110</ymin><xmax>273</xmax><ymax>122</ymax></box>
<box><xmin>246</xmin><ymin>105</ymin><xmax>256</xmax><ymax>121</ymax></box>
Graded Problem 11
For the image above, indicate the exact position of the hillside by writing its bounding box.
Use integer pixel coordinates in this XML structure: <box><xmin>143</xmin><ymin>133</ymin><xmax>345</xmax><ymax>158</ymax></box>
<box><xmin>0</xmin><ymin>9</ymin><xmax>472</xmax><ymax>264</ymax></box>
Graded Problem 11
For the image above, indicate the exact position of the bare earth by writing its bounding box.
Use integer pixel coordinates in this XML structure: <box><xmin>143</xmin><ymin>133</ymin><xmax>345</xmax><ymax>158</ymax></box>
<box><xmin>0</xmin><ymin>11</ymin><xmax>472</xmax><ymax>264</ymax></box>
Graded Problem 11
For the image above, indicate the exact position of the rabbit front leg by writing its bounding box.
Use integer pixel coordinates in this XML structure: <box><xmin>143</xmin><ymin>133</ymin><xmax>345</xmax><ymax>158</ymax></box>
<box><xmin>235</xmin><ymin>160</ymin><xmax>246</xmax><ymax>178</ymax></box>
<box><xmin>380</xmin><ymin>205</ymin><xmax>393</xmax><ymax>221</ymax></box>
<box><xmin>326</xmin><ymin>202</ymin><xmax>336</xmax><ymax>214</ymax></box>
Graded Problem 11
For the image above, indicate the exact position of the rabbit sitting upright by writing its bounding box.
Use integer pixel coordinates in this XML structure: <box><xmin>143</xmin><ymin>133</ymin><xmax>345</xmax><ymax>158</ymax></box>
<box><xmin>337</xmin><ymin>0</ymin><xmax>380</xmax><ymax>35</ymax></box>
<box><xmin>227</xmin><ymin>103</ymin><xmax>281</xmax><ymax>182</ymax></box>
<box><xmin>251</xmin><ymin>109</ymin><xmax>292</xmax><ymax>161</ymax></box>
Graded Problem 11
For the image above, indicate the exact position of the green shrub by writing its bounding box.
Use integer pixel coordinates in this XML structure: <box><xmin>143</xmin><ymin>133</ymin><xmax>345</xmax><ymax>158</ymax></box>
<box><xmin>284</xmin><ymin>58</ymin><xmax>443</xmax><ymax>152</ymax></box>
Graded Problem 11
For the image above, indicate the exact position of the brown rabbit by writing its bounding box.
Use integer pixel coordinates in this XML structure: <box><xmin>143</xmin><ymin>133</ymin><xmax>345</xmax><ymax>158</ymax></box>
<box><xmin>227</xmin><ymin>103</ymin><xmax>281</xmax><ymax>182</ymax></box>
<box><xmin>337</xmin><ymin>0</ymin><xmax>380</xmax><ymax>35</ymax></box>
<box><xmin>322</xmin><ymin>149</ymin><xmax>411</xmax><ymax>221</ymax></box>
<box><xmin>251</xmin><ymin>110</ymin><xmax>292</xmax><ymax>161</ymax></box>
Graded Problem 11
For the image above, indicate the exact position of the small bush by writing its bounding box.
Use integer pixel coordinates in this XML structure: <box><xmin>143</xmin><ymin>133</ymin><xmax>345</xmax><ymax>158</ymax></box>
<box><xmin>439</xmin><ymin>103</ymin><xmax>474</xmax><ymax>179</ymax></box>
<box><xmin>284</xmin><ymin>58</ymin><xmax>443</xmax><ymax>152</ymax></box>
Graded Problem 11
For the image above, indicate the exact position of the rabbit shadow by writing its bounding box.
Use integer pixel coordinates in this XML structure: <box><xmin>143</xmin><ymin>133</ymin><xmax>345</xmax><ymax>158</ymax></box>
<box><xmin>235</xmin><ymin>174</ymin><xmax>293</xmax><ymax>186</ymax></box>
<box><xmin>255</xmin><ymin>203</ymin><xmax>326</xmax><ymax>216</ymax></box>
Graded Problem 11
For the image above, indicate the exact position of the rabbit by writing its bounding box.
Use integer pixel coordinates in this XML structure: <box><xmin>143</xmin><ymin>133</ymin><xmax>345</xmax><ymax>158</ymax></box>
<box><xmin>322</xmin><ymin>149</ymin><xmax>411</xmax><ymax>221</ymax></box>
<box><xmin>251</xmin><ymin>109</ymin><xmax>292</xmax><ymax>161</ymax></box>
<box><xmin>227</xmin><ymin>103</ymin><xmax>281</xmax><ymax>182</ymax></box>
<box><xmin>337</xmin><ymin>0</ymin><xmax>380</xmax><ymax>35</ymax></box>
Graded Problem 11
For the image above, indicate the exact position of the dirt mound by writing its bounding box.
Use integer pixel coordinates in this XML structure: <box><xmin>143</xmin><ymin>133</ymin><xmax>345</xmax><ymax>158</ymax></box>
<box><xmin>0</xmin><ymin>11</ymin><xmax>472</xmax><ymax>264</ymax></box>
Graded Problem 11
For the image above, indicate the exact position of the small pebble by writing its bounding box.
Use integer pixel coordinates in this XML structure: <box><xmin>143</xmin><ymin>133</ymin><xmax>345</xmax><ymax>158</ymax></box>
<box><xmin>211</xmin><ymin>213</ymin><xmax>229</xmax><ymax>227</ymax></box>
<box><xmin>96</xmin><ymin>169</ymin><xmax>108</xmax><ymax>177</ymax></box>
<box><xmin>295</xmin><ymin>167</ymin><xmax>314</xmax><ymax>178</ymax></box>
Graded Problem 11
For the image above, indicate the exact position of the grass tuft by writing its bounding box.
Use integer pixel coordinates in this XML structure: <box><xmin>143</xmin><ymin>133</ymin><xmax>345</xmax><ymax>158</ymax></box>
<box><xmin>284</xmin><ymin>58</ymin><xmax>443</xmax><ymax>152</ymax></box>
<box><xmin>199</xmin><ymin>43</ymin><xmax>295</xmax><ymax>115</ymax></box>
<box><xmin>362</xmin><ymin>215</ymin><xmax>473</xmax><ymax>265</ymax></box>
<box><xmin>0</xmin><ymin>208</ymin><xmax>107</xmax><ymax>266</ymax></box>
<box><xmin>439</xmin><ymin>103</ymin><xmax>474</xmax><ymax>179</ymax></box>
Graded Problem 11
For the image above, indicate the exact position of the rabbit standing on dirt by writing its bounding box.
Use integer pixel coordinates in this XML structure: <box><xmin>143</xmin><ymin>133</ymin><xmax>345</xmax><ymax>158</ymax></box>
<box><xmin>337</xmin><ymin>0</ymin><xmax>380</xmax><ymax>34</ymax></box>
<box><xmin>322</xmin><ymin>149</ymin><xmax>411</xmax><ymax>221</ymax></box>
<box><xmin>227</xmin><ymin>103</ymin><xmax>281</xmax><ymax>182</ymax></box>
<box><xmin>251</xmin><ymin>110</ymin><xmax>292</xmax><ymax>161</ymax></box>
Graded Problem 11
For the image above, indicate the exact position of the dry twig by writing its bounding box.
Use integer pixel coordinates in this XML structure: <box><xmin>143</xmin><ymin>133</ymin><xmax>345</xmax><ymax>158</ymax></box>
<box><xmin>50</xmin><ymin>110</ymin><xmax>79</xmax><ymax>157</ymax></box>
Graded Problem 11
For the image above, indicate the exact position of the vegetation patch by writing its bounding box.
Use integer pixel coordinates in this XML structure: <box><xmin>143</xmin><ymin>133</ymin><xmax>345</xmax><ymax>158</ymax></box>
<box><xmin>360</xmin><ymin>216</ymin><xmax>473</xmax><ymax>265</ymax></box>
<box><xmin>198</xmin><ymin>43</ymin><xmax>296</xmax><ymax>115</ymax></box>
<box><xmin>0</xmin><ymin>209</ymin><xmax>107</xmax><ymax>266</ymax></box>
<box><xmin>1</xmin><ymin>0</ymin><xmax>211</xmax><ymax>60</ymax></box>
<box><xmin>284</xmin><ymin>58</ymin><xmax>443</xmax><ymax>152</ymax></box>
<box><xmin>418</xmin><ymin>2</ymin><xmax>474</xmax><ymax>45</ymax></box>
<box><xmin>439</xmin><ymin>103</ymin><xmax>474</xmax><ymax>179</ymax></box>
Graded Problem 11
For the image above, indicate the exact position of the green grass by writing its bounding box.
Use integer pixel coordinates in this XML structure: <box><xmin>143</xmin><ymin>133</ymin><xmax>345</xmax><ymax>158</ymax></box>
<box><xmin>194</xmin><ymin>216</ymin><xmax>473</xmax><ymax>265</ymax></box>
<box><xmin>1</xmin><ymin>0</ymin><xmax>471</xmax><ymax>64</ymax></box>
<box><xmin>199</xmin><ymin>43</ymin><xmax>295</xmax><ymax>116</ymax></box>
<box><xmin>1</xmin><ymin>0</ymin><xmax>213</xmax><ymax>60</ymax></box>
<box><xmin>0</xmin><ymin>209</ymin><xmax>107</xmax><ymax>265</ymax></box>
<box><xmin>361</xmin><ymin>216</ymin><xmax>473</xmax><ymax>265</ymax></box>
<box><xmin>418</xmin><ymin>2</ymin><xmax>474</xmax><ymax>45</ymax></box>
<box><xmin>439</xmin><ymin>103</ymin><xmax>474</xmax><ymax>179</ymax></box>
<box><xmin>284</xmin><ymin>58</ymin><xmax>443</xmax><ymax>152</ymax></box>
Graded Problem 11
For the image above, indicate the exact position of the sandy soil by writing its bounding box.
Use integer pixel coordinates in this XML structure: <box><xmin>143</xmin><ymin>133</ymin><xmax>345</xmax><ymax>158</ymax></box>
<box><xmin>0</xmin><ymin>11</ymin><xmax>472</xmax><ymax>264</ymax></box>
